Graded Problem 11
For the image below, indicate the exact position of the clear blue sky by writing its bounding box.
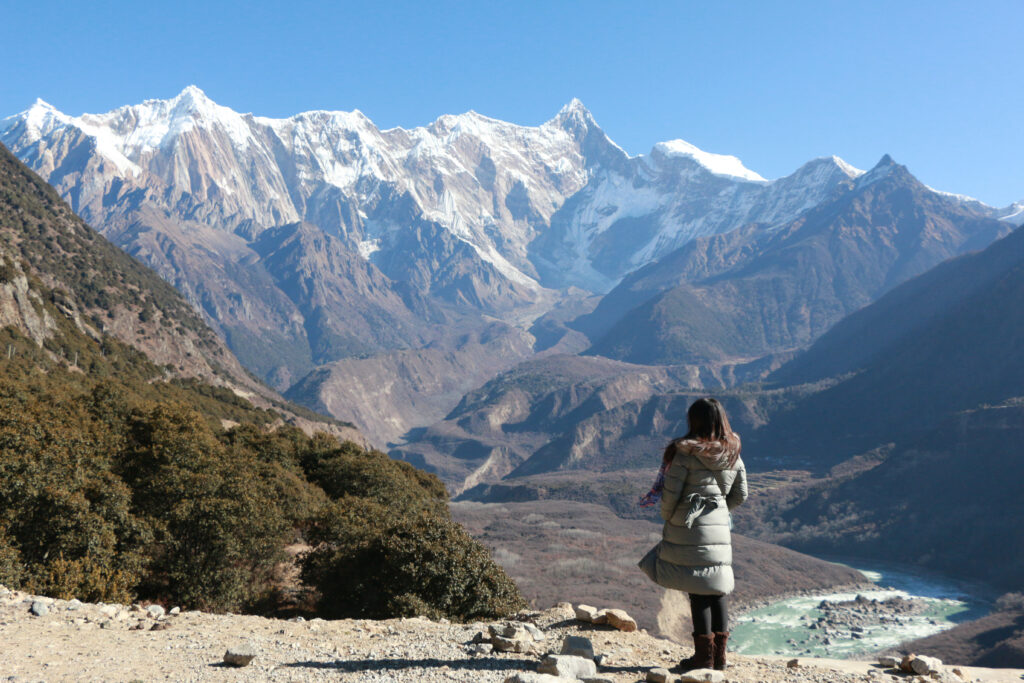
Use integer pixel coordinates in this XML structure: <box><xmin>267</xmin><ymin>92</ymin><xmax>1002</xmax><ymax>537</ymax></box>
<box><xmin>3</xmin><ymin>0</ymin><xmax>1022</xmax><ymax>205</ymax></box>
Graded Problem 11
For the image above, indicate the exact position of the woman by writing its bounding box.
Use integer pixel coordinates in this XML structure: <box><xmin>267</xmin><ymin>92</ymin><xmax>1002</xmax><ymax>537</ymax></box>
<box><xmin>644</xmin><ymin>397</ymin><xmax>748</xmax><ymax>672</ymax></box>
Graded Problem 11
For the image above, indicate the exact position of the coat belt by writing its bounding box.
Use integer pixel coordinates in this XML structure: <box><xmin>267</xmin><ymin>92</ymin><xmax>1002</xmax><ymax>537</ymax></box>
<box><xmin>682</xmin><ymin>492</ymin><xmax>720</xmax><ymax>528</ymax></box>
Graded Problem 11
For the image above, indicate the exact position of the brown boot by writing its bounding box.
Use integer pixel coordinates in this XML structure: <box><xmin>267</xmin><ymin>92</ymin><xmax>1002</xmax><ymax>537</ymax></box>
<box><xmin>713</xmin><ymin>631</ymin><xmax>730</xmax><ymax>670</ymax></box>
<box><xmin>678</xmin><ymin>632</ymin><xmax>715</xmax><ymax>671</ymax></box>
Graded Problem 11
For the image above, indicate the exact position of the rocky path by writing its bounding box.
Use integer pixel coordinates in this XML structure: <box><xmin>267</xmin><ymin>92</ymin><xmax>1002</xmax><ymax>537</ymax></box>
<box><xmin>2</xmin><ymin>586</ymin><xmax>1022</xmax><ymax>682</ymax></box>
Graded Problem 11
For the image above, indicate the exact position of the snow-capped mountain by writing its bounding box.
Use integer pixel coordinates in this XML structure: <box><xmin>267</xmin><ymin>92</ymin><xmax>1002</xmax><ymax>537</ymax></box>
<box><xmin>2</xmin><ymin>86</ymin><xmax>907</xmax><ymax>298</ymax></box>
<box><xmin>2</xmin><ymin>87</ymin><xmax>1018</xmax><ymax>447</ymax></box>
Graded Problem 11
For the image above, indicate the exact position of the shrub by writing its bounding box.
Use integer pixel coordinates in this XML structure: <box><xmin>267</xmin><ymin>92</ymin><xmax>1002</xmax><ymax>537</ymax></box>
<box><xmin>0</xmin><ymin>395</ymin><xmax>148</xmax><ymax>602</ymax></box>
<box><xmin>300</xmin><ymin>498</ymin><xmax>526</xmax><ymax>621</ymax></box>
<box><xmin>0</xmin><ymin>524</ymin><xmax>23</xmax><ymax>587</ymax></box>
<box><xmin>119</xmin><ymin>403</ymin><xmax>289</xmax><ymax>611</ymax></box>
<box><xmin>996</xmin><ymin>592</ymin><xmax>1024</xmax><ymax>612</ymax></box>
<box><xmin>301</xmin><ymin>440</ymin><xmax>447</xmax><ymax>518</ymax></box>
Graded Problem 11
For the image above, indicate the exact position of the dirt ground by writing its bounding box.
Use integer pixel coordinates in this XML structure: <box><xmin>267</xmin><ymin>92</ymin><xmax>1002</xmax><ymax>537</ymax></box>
<box><xmin>3</xmin><ymin>586</ymin><xmax>1022</xmax><ymax>683</ymax></box>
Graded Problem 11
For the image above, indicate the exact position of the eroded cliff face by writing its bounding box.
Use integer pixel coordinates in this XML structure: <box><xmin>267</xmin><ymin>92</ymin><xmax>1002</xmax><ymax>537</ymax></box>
<box><xmin>0</xmin><ymin>142</ymin><xmax>359</xmax><ymax>441</ymax></box>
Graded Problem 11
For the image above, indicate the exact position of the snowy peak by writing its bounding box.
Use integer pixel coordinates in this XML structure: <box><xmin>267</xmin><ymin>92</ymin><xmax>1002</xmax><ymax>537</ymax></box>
<box><xmin>8</xmin><ymin>98</ymin><xmax>69</xmax><ymax>142</ymax></box>
<box><xmin>997</xmin><ymin>201</ymin><xmax>1024</xmax><ymax>225</ymax></box>
<box><xmin>550</xmin><ymin>97</ymin><xmax>596</xmax><ymax>130</ymax></box>
<box><xmin>651</xmin><ymin>139</ymin><xmax>766</xmax><ymax>182</ymax></box>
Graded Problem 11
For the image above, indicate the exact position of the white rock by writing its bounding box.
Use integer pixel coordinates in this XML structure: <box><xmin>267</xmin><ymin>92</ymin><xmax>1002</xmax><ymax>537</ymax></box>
<box><xmin>524</xmin><ymin>622</ymin><xmax>545</xmax><ymax>641</ymax></box>
<box><xmin>29</xmin><ymin>601</ymin><xmax>48</xmax><ymax>617</ymax></box>
<box><xmin>99</xmin><ymin>605</ymin><xmax>118</xmax><ymax>618</ymax></box>
<box><xmin>492</xmin><ymin>634</ymin><xmax>533</xmax><ymax>653</ymax></box>
<box><xmin>678</xmin><ymin>670</ymin><xmax>725</xmax><ymax>683</ymax></box>
<box><xmin>223</xmin><ymin>646</ymin><xmax>256</xmax><ymax>667</ymax></box>
<box><xmin>647</xmin><ymin>668</ymin><xmax>672</xmax><ymax>683</ymax></box>
<box><xmin>537</xmin><ymin>654</ymin><xmax>597</xmax><ymax>678</ymax></box>
<box><xmin>574</xmin><ymin>604</ymin><xmax>600</xmax><ymax>622</ymax></box>
<box><xmin>878</xmin><ymin>655</ymin><xmax>901</xmax><ymax>667</ymax></box>
<box><xmin>910</xmin><ymin>655</ymin><xmax>943</xmax><ymax>675</ymax></box>
<box><xmin>560</xmin><ymin>635</ymin><xmax>595</xmax><ymax>659</ymax></box>
<box><xmin>146</xmin><ymin>604</ymin><xmax>165</xmax><ymax>619</ymax></box>
<box><xmin>504</xmin><ymin>674</ymin><xmax>574</xmax><ymax>683</ymax></box>
<box><xmin>169</xmin><ymin>606</ymin><xmax>180</xmax><ymax>615</ymax></box>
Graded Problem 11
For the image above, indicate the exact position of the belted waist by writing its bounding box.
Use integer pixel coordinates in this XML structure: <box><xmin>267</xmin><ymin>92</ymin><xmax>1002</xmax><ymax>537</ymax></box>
<box><xmin>682</xmin><ymin>492</ymin><xmax>720</xmax><ymax>528</ymax></box>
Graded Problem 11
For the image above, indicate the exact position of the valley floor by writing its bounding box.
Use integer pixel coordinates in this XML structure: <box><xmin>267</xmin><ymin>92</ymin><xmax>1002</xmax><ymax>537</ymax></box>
<box><xmin>2</xmin><ymin>588</ymin><xmax>1022</xmax><ymax>682</ymax></box>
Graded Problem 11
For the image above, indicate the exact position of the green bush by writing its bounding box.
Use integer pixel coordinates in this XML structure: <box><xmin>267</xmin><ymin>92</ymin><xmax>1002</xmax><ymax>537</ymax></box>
<box><xmin>300</xmin><ymin>498</ymin><xmax>526</xmax><ymax>621</ymax></box>
<box><xmin>119</xmin><ymin>403</ymin><xmax>289</xmax><ymax>611</ymax></box>
<box><xmin>0</xmin><ymin>326</ymin><xmax>524</xmax><ymax>620</ymax></box>
<box><xmin>0</xmin><ymin>395</ymin><xmax>148</xmax><ymax>603</ymax></box>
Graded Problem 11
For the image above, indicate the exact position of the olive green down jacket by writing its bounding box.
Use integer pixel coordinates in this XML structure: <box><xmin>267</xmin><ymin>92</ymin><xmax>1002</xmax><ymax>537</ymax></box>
<box><xmin>657</xmin><ymin>449</ymin><xmax>748</xmax><ymax>595</ymax></box>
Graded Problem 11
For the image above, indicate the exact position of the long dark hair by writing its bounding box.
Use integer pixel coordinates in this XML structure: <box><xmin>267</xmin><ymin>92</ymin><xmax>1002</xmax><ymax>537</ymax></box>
<box><xmin>663</xmin><ymin>397</ymin><xmax>737</xmax><ymax>464</ymax></box>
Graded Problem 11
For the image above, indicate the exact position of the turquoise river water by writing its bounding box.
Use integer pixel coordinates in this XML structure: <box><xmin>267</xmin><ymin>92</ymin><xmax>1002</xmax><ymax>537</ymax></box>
<box><xmin>731</xmin><ymin>560</ymin><xmax>993</xmax><ymax>659</ymax></box>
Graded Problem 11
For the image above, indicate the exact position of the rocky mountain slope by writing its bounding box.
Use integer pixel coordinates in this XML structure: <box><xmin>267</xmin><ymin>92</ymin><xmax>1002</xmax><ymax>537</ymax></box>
<box><xmin>4</xmin><ymin>587</ymin><xmax>1021</xmax><ymax>682</ymax></box>
<box><xmin>750</xmin><ymin>221</ymin><xmax>1024</xmax><ymax>468</ymax></box>
<box><xmin>8</xmin><ymin>88</ymin><xmax>1018</xmax><ymax>445</ymax></box>
<box><xmin>574</xmin><ymin>156</ymin><xmax>1010</xmax><ymax>366</ymax></box>
<box><xmin>0</xmin><ymin>142</ymin><xmax>241</xmax><ymax>383</ymax></box>
<box><xmin>905</xmin><ymin>594</ymin><xmax>1024</xmax><ymax>668</ymax></box>
<box><xmin>0</xmin><ymin>142</ymin><xmax>358</xmax><ymax>439</ymax></box>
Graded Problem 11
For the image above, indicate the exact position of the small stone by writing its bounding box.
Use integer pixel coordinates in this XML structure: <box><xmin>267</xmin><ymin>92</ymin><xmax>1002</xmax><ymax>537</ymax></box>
<box><xmin>67</xmin><ymin>599</ymin><xmax>82</xmax><ymax>611</ymax></box>
<box><xmin>223</xmin><ymin>646</ymin><xmax>256</xmax><ymax>667</ymax></box>
<box><xmin>537</xmin><ymin>654</ymin><xmax>597</xmax><ymax>678</ymax></box>
<box><xmin>560</xmin><ymin>635</ymin><xmax>595</xmax><ymax>660</ymax></box>
<box><xmin>504</xmin><ymin>674</ymin><xmax>571</xmax><ymax>683</ymax></box>
<box><xmin>169</xmin><ymin>606</ymin><xmax>180</xmax><ymax>615</ymax></box>
<box><xmin>603</xmin><ymin>609</ymin><xmax>637</xmax><ymax>632</ymax></box>
<box><xmin>129</xmin><ymin>622</ymin><xmax>146</xmax><ymax>631</ymax></box>
<box><xmin>470</xmin><ymin>643</ymin><xmax>493</xmax><ymax>655</ymax></box>
<box><xmin>150</xmin><ymin>622</ymin><xmax>171</xmax><ymax>631</ymax></box>
<box><xmin>879</xmin><ymin>655</ymin><xmax>901</xmax><ymax>667</ymax></box>
<box><xmin>647</xmin><ymin>668</ymin><xmax>672</xmax><ymax>683</ymax></box>
<box><xmin>492</xmin><ymin>634</ymin><xmax>532</xmax><ymax>653</ymax></box>
<box><xmin>29</xmin><ymin>601</ymin><xmax>48</xmax><ymax>617</ymax></box>
<box><xmin>911</xmin><ymin>655</ymin><xmax>943</xmax><ymax>675</ymax></box>
<box><xmin>574</xmin><ymin>604</ymin><xmax>600</xmax><ymax>622</ymax></box>
<box><xmin>678</xmin><ymin>670</ymin><xmax>725</xmax><ymax>683</ymax></box>
<box><xmin>787</xmin><ymin>658</ymin><xmax>800</xmax><ymax>668</ymax></box>
<box><xmin>146</xmin><ymin>604</ymin><xmax>165</xmax><ymax>619</ymax></box>
<box><xmin>524</xmin><ymin>622</ymin><xmax>545</xmax><ymax>641</ymax></box>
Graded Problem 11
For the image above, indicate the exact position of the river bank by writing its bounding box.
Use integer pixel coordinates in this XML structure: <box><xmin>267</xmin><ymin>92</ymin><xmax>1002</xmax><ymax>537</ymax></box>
<box><xmin>731</xmin><ymin>559</ymin><xmax>995</xmax><ymax>659</ymax></box>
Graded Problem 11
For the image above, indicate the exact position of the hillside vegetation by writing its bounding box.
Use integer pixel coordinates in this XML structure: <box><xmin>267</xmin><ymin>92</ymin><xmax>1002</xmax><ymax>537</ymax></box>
<box><xmin>0</xmin><ymin>144</ymin><xmax>524</xmax><ymax>621</ymax></box>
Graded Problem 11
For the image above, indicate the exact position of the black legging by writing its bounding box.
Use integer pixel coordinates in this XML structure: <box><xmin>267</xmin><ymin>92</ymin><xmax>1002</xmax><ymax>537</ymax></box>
<box><xmin>689</xmin><ymin>593</ymin><xmax>729</xmax><ymax>634</ymax></box>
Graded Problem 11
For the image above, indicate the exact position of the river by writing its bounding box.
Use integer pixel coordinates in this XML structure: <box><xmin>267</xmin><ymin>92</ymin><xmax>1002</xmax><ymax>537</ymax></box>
<box><xmin>731</xmin><ymin>559</ymin><xmax>994</xmax><ymax>659</ymax></box>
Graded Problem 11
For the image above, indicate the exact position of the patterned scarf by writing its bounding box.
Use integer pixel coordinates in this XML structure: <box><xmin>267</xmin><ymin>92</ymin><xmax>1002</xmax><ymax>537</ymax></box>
<box><xmin>637</xmin><ymin>433</ymin><xmax>741</xmax><ymax>508</ymax></box>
